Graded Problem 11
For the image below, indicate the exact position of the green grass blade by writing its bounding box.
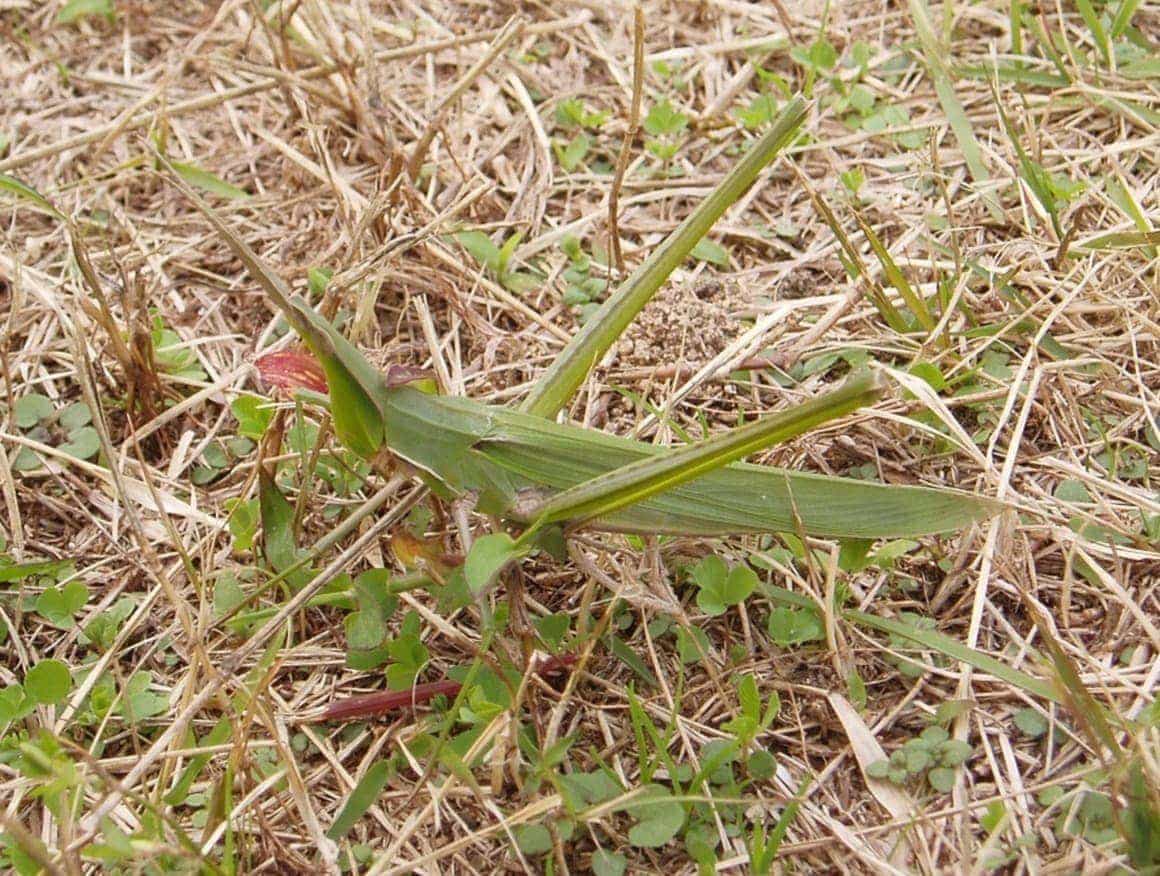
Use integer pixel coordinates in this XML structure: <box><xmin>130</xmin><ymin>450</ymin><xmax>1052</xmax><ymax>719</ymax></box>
<box><xmin>793</xmin><ymin>170</ymin><xmax>909</xmax><ymax>333</ymax></box>
<box><xmin>521</xmin><ymin>95</ymin><xmax>808</xmax><ymax>419</ymax></box>
<box><xmin>845</xmin><ymin>609</ymin><xmax>1060</xmax><ymax>703</ymax></box>
<box><xmin>1110</xmin><ymin>0</ymin><xmax>1143</xmax><ymax>38</ymax></box>
<box><xmin>852</xmin><ymin>212</ymin><xmax>936</xmax><ymax>333</ymax></box>
<box><xmin>991</xmin><ymin>91</ymin><xmax>1063</xmax><ymax>238</ymax></box>
<box><xmin>762</xmin><ymin>584</ymin><xmax>1058</xmax><ymax>703</ymax></box>
<box><xmin>327</xmin><ymin>760</ymin><xmax>393</xmax><ymax>840</ymax></box>
<box><xmin>908</xmin><ymin>0</ymin><xmax>1003</xmax><ymax>221</ymax></box>
<box><xmin>170</xmin><ymin>160</ymin><xmax>250</xmax><ymax>200</ymax></box>
<box><xmin>532</xmin><ymin>374</ymin><xmax>884</xmax><ymax>526</ymax></box>
<box><xmin>1074</xmin><ymin>229</ymin><xmax>1160</xmax><ymax>252</ymax></box>
<box><xmin>1074</xmin><ymin>0</ymin><xmax>1111</xmax><ymax>67</ymax></box>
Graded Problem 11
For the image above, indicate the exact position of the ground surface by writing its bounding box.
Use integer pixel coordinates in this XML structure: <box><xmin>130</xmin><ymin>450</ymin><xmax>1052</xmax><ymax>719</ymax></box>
<box><xmin>1</xmin><ymin>1</ymin><xmax>1158</xmax><ymax>874</ymax></box>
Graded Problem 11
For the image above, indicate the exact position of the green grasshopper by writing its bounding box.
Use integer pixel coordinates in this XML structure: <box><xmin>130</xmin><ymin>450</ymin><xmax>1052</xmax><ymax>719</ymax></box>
<box><xmin>162</xmin><ymin>101</ymin><xmax>996</xmax><ymax>552</ymax></box>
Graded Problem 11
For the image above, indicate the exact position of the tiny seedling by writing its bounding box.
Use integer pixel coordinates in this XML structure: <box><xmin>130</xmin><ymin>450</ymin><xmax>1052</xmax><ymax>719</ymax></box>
<box><xmin>453</xmin><ymin>229</ymin><xmax>542</xmax><ymax>294</ymax></box>
<box><xmin>690</xmin><ymin>554</ymin><xmax>757</xmax><ymax>617</ymax></box>
<box><xmin>866</xmin><ymin>724</ymin><xmax>974</xmax><ymax>792</ymax></box>
<box><xmin>11</xmin><ymin>395</ymin><xmax>99</xmax><ymax>470</ymax></box>
<box><xmin>559</xmin><ymin>235</ymin><xmax>609</xmax><ymax>322</ymax></box>
<box><xmin>552</xmin><ymin>99</ymin><xmax>607</xmax><ymax>173</ymax></box>
<box><xmin>643</xmin><ymin>98</ymin><xmax>689</xmax><ymax>165</ymax></box>
<box><xmin>0</xmin><ymin>660</ymin><xmax>73</xmax><ymax>726</ymax></box>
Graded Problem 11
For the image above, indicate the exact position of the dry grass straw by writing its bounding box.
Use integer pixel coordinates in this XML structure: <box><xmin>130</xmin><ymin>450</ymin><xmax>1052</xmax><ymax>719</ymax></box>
<box><xmin>1</xmin><ymin>0</ymin><xmax>1157</xmax><ymax>873</ymax></box>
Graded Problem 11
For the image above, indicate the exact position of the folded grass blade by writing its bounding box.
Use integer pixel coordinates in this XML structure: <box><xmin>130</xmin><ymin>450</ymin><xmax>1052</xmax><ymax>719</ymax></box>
<box><xmin>908</xmin><ymin>0</ymin><xmax>1003</xmax><ymax>221</ymax></box>
<box><xmin>521</xmin><ymin>96</ymin><xmax>808</xmax><ymax>419</ymax></box>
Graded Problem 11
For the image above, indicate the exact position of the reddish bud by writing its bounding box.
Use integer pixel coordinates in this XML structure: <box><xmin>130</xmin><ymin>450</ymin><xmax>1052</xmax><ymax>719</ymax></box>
<box><xmin>255</xmin><ymin>351</ymin><xmax>328</xmax><ymax>394</ymax></box>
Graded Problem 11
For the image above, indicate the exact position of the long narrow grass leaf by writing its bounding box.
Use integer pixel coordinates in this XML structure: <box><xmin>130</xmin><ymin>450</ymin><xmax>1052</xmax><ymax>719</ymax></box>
<box><xmin>0</xmin><ymin>173</ymin><xmax>62</xmax><ymax>217</ymax></box>
<box><xmin>1074</xmin><ymin>0</ymin><xmax>1111</xmax><ymax>67</ymax></box>
<box><xmin>327</xmin><ymin>760</ymin><xmax>393</xmax><ymax>840</ymax></box>
<box><xmin>521</xmin><ymin>96</ymin><xmax>808</xmax><ymax>419</ymax></box>
<box><xmin>908</xmin><ymin>0</ymin><xmax>1003</xmax><ymax>221</ymax></box>
<box><xmin>852</xmin><ymin>212</ymin><xmax>936</xmax><ymax>332</ymax></box>
<box><xmin>845</xmin><ymin>609</ymin><xmax>1060</xmax><ymax>703</ymax></box>
<box><xmin>1074</xmin><ymin>229</ymin><xmax>1160</xmax><ymax>252</ymax></box>
<box><xmin>170</xmin><ymin>160</ymin><xmax>250</xmax><ymax>200</ymax></box>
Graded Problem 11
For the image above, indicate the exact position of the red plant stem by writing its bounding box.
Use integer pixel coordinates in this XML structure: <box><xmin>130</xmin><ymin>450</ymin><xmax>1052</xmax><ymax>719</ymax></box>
<box><xmin>320</xmin><ymin>679</ymin><xmax>463</xmax><ymax>722</ymax></box>
<box><xmin>318</xmin><ymin>653</ymin><xmax>577</xmax><ymax>723</ymax></box>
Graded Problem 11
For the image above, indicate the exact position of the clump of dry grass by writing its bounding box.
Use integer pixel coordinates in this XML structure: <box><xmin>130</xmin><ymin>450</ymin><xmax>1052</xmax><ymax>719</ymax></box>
<box><xmin>1</xmin><ymin>1</ymin><xmax>1157</xmax><ymax>873</ymax></box>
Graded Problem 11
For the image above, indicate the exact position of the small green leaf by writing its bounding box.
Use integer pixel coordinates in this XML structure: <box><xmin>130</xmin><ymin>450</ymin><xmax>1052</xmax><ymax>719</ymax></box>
<box><xmin>624</xmin><ymin>787</ymin><xmax>684</xmax><ymax>847</ymax></box>
<box><xmin>1054</xmin><ymin>479</ymin><xmax>1092</xmax><ymax>504</ymax></box>
<box><xmin>1013</xmin><ymin>707</ymin><xmax>1048</xmax><ymax>738</ymax></box>
<box><xmin>905</xmin><ymin>748</ymin><xmax>931</xmax><ymax>772</ymax></box>
<box><xmin>838</xmin><ymin>537</ymin><xmax>874</xmax><ymax>573</ymax></box>
<box><xmin>908</xmin><ymin>362</ymin><xmax>946</xmax><ymax>392</ymax></box>
<box><xmin>920</xmin><ymin>725</ymin><xmax>949</xmax><ymax>745</ymax></box>
<box><xmin>735</xmin><ymin>93</ymin><xmax>779</xmax><ymax>130</ymax></box>
<box><xmin>60</xmin><ymin>426</ymin><xmax>100</xmax><ymax>460</ymax></box>
<box><xmin>871</xmin><ymin>538</ymin><xmax>919</xmax><ymax>569</ymax></box>
<box><xmin>846</xmin><ymin>670</ymin><xmax>867</xmax><ymax>710</ymax></box>
<box><xmin>327</xmin><ymin>760</ymin><xmax>393</xmax><ymax>840</ymax></box>
<box><xmin>259</xmin><ymin>469</ymin><xmax>303</xmax><ymax>579</ymax></box>
<box><xmin>692</xmin><ymin>554</ymin><xmax>727</xmax><ymax>591</ymax></box>
<box><xmin>122</xmin><ymin>671</ymin><xmax>168</xmax><ymax>722</ymax></box>
<box><xmin>808</xmin><ymin>37</ymin><xmax>838</xmax><ymax>69</ymax></box>
<box><xmin>170</xmin><ymin>161</ymin><xmax>250</xmax><ymax>200</ymax></box>
<box><xmin>226</xmin><ymin>498</ymin><xmax>259</xmax><ymax>553</ymax></box>
<box><xmin>35</xmin><ymin>581</ymin><xmax>89</xmax><ymax>628</ymax></box>
<box><xmin>643</xmin><ymin>99</ymin><xmax>689</xmax><ymax>137</ymax></box>
<box><xmin>932</xmin><ymin>699</ymin><xmax>974</xmax><ymax>724</ymax></box>
<box><xmin>980</xmin><ymin>800</ymin><xmax>1006</xmax><ymax>833</ymax></box>
<box><xmin>555</xmin><ymin>132</ymin><xmax>590</xmax><ymax>172</ymax></box>
<box><xmin>308</xmin><ymin>267</ymin><xmax>333</xmax><ymax>298</ymax></box>
<box><xmin>747</xmin><ymin>748</ymin><xmax>778</xmax><ymax>780</ymax></box>
<box><xmin>57</xmin><ymin>0</ymin><xmax>114</xmax><ymax>23</ymax></box>
<box><xmin>213</xmin><ymin>574</ymin><xmax>247</xmax><ymax>621</ymax></box>
<box><xmin>591</xmin><ymin>849</ymin><xmax>627</xmax><ymax>876</ymax></box>
<box><xmin>866</xmin><ymin>759</ymin><xmax>890</xmax><ymax>780</ymax></box>
<box><xmin>464</xmin><ymin>533</ymin><xmax>520</xmax><ymax>594</ymax></box>
<box><xmin>690</xmin><ymin>238</ymin><xmax>729</xmax><ymax>267</ymax></box>
<box><xmin>928</xmin><ymin>766</ymin><xmax>956</xmax><ymax>792</ymax></box>
<box><xmin>58</xmin><ymin>402</ymin><xmax>92</xmax><ymax>431</ymax></box>
<box><xmin>0</xmin><ymin>685</ymin><xmax>31</xmax><ymax>723</ymax></box>
<box><xmin>12</xmin><ymin>447</ymin><xmax>42</xmax><ymax>471</ymax></box>
<box><xmin>766</xmin><ymin>606</ymin><xmax>824</xmax><ymax>647</ymax></box>
<box><xmin>839</xmin><ymin>167</ymin><xmax>865</xmax><ymax>195</ymax></box>
<box><xmin>345</xmin><ymin>610</ymin><xmax>388</xmax><ymax>651</ymax></box>
<box><xmin>14</xmin><ymin>394</ymin><xmax>54</xmax><ymax>429</ymax></box>
<box><xmin>534</xmin><ymin>612</ymin><xmax>570</xmax><ymax>650</ymax></box>
<box><xmin>555</xmin><ymin>99</ymin><xmax>608</xmax><ymax>130</ymax></box>
<box><xmin>737</xmin><ymin>673</ymin><xmax>760</xmax><ymax>720</ymax></box>
<box><xmin>24</xmin><ymin>660</ymin><xmax>71</xmax><ymax>705</ymax></box>
<box><xmin>722</xmin><ymin>564</ymin><xmax>757</xmax><ymax>604</ymax></box>
<box><xmin>81</xmin><ymin>596</ymin><xmax>134</xmax><ymax>650</ymax></box>
<box><xmin>608</xmin><ymin>633</ymin><xmax>659</xmax><ymax>685</ymax></box>
<box><xmin>0</xmin><ymin>558</ymin><xmax>74</xmax><ymax>584</ymax></box>
<box><xmin>231</xmin><ymin>395</ymin><xmax>273</xmax><ymax>440</ymax></box>
<box><xmin>940</xmin><ymin>739</ymin><xmax>973</xmax><ymax>767</ymax></box>
<box><xmin>514</xmin><ymin>823</ymin><xmax>553</xmax><ymax>856</ymax></box>
<box><xmin>454</xmin><ymin>230</ymin><xmax>502</xmax><ymax>274</ymax></box>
